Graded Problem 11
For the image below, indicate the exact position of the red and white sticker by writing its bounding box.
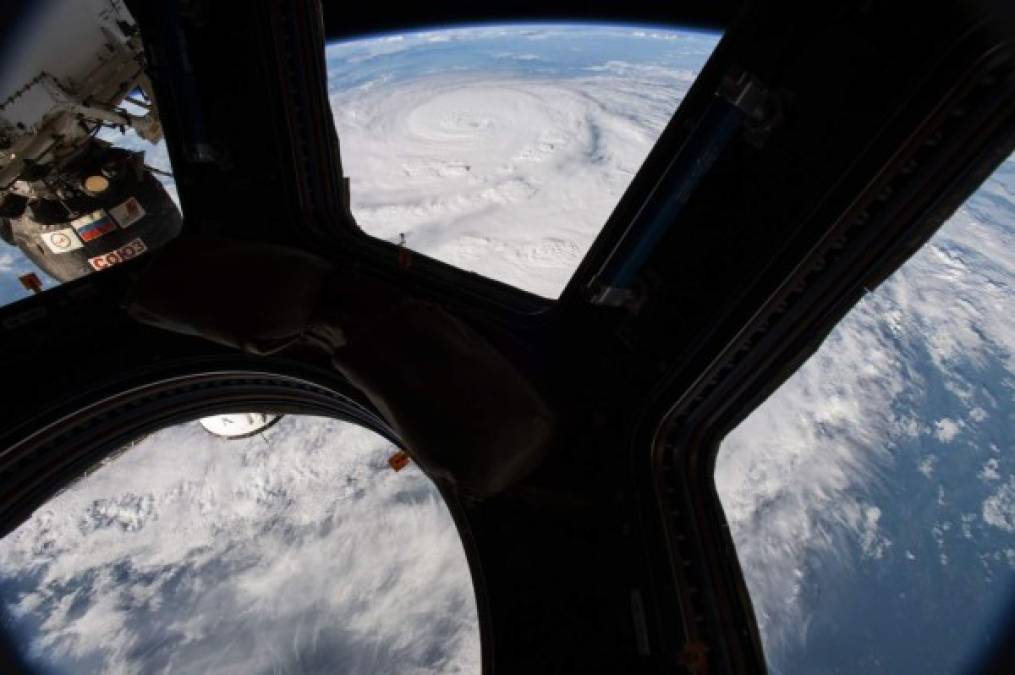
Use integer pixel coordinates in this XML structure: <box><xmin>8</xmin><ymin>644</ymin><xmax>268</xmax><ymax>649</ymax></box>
<box><xmin>109</xmin><ymin>196</ymin><xmax>146</xmax><ymax>228</ymax></box>
<box><xmin>88</xmin><ymin>237</ymin><xmax>148</xmax><ymax>271</ymax></box>
<box><xmin>40</xmin><ymin>227</ymin><xmax>83</xmax><ymax>254</ymax></box>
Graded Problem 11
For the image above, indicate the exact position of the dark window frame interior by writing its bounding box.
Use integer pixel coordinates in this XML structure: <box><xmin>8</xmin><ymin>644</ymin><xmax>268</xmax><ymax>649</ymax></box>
<box><xmin>2</xmin><ymin>2</ymin><xmax>1015</xmax><ymax>673</ymax></box>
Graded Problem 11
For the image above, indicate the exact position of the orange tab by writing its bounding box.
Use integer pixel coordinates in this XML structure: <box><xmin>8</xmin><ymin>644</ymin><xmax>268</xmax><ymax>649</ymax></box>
<box><xmin>388</xmin><ymin>450</ymin><xmax>411</xmax><ymax>472</ymax></box>
<box><xmin>18</xmin><ymin>273</ymin><xmax>43</xmax><ymax>294</ymax></box>
<box><xmin>678</xmin><ymin>640</ymin><xmax>709</xmax><ymax>673</ymax></box>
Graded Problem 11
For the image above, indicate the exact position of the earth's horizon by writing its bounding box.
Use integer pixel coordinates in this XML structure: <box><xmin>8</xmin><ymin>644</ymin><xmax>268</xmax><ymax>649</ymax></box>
<box><xmin>0</xmin><ymin>21</ymin><xmax>1011</xmax><ymax>675</ymax></box>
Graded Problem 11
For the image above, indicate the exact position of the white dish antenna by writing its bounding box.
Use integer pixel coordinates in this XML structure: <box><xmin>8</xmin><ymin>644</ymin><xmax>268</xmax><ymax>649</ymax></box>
<box><xmin>199</xmin><ymin>413</ymin><xmax>281</xmax><ymax>439</ymax></box>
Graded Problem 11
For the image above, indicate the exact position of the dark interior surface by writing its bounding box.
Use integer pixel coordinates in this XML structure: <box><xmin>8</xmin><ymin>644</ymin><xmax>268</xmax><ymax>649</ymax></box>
<box><xmin>319</xmin><ymin>1</ymin><xmax>736</xmax><ymax>40</ymax></box>
<box><xmin>2</xmin><ymin>1</ymin><xmax>1015</xmax><ymax>673</ymax></box>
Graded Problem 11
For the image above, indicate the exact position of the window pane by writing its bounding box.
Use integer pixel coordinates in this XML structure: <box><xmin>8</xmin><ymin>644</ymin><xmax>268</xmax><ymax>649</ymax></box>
<box><xmin>1</xmin><ymin>0</ymin><xmax>179</xmax><ymax>307</ymax></box>
<box><xmin>0</xmin><ymin>416</ymin><xmax>479</xmax><ymax>674</ymax></box>
<box><xmin>715</xmin><ymin>155</ymin><xmax>1015</xmax><ymax>673</ymax></box>
<box><xmin>328</xmin><ymin>24</ymin><xmax>720</xmax><ymax>298</ymax></box>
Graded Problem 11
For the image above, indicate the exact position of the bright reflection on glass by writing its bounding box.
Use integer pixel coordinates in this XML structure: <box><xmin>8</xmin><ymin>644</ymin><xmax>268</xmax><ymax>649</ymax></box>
<box><xmin>327</xmin><ymin>24</ymin><xmax>720</xmax><ymax>298</ymax></box>
<box><xmin>715</xmin><ymin>155</ymin><xmax>1015</xmax><ymax>673</ymax></box>
<box><xmin>0</xmin><ymin>416</ymin><xmax>479</xmax><ymax>673</ymax></box>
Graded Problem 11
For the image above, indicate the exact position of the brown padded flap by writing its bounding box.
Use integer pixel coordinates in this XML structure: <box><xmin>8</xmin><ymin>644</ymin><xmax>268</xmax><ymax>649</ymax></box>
<box><xmin>126</xmin><ymin>236</ymin><xmax>552</xmax><ymax>495</ymax></box>
<box><xmin>126</xmin><ymin>237</ymin><xmax>333</xmax><ymax>355</ymax></box>
<box><xmin>331</xmin><ymin>300</ymin><xmax>553</xmax><ymax>497</ymax></box>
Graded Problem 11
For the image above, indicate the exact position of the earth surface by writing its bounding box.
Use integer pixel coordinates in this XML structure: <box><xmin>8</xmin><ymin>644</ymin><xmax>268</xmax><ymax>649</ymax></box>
<box><xmin>0</xmin><ymin>23</ymin><xmax>1012</xmax><ymax>675</ymax></box>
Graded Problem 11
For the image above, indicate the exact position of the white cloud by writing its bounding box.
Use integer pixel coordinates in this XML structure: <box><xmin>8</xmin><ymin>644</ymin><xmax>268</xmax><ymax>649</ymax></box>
<box><xmin>981</xmin><ymin>458</ymin><xmax>1002</xmax><ymax>482</ymax></box>
<box><xmin>983</xmin><ymin>476</ymin><xmax>1015</xmax><ymax>533</ymax></box>
<box><xmin>933</xmin><ymin>418</ymin><xmax>961</xmax><ymax>443</ymax></box>
<box><xmin>856</xmin><ymin>505</ymin><xmax>891</xmax><ymax>559</ymax></box>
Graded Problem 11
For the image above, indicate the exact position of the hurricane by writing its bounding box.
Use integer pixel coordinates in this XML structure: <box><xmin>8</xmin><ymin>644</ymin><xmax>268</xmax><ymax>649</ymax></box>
<box><xmin>0</xmin><ymin>23</ymin><xmax>1012</xmax><ymax>675</ymax></box>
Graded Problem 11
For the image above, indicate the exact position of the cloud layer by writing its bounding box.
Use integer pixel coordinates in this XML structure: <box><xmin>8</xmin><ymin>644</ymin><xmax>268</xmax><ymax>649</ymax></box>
<box><xmin>2</xmin><ymin>23</ymin><xmax>1011</xmax><ymax>675</ymax></box>
<box><xmin>715</xmin><ymin>156</ymin><xmax>1015</xmax><ymax>672</ymax></box>
<box><xmin>0</xmin><ymin>418</ymin><xmax>480</xmax><ymax>674</ymax></box>
<box><xmin>330</xmin><ymin>27</ymin><xmax>710</xmax><ymax>297</ymax></box>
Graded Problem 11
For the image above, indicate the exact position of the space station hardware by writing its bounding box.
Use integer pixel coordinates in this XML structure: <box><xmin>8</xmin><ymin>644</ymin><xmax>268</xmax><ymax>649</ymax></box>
<box><xmin>17</xmin><ymin>272</ymin><xmax>42</xmax><ymax>295</ymax></box>
<box><xmin>126</xmin><ymin>236</ymin><xmax>554</xmax><ymax>497</ymax></box>
<box><xmin>387</xmin><ymin>450</ymin><xmax>411</xmax><ymax>472</ymax></box>
<box><xmin>0</xmin><ymin>0</ymin><xmax>181</xmax><ymax>284</ymax></box>
<box><xmin>199</xmin><ymin>413</ymin><xmax>282</xmax><ymax>439</ymax></box>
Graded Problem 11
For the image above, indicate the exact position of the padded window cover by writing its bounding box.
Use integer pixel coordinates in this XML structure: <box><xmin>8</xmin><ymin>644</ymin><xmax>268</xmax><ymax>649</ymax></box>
<box><xmin>127</xmin><ymin>237</ymin><xmax>553</xmax><ymax>496</ymax></box>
